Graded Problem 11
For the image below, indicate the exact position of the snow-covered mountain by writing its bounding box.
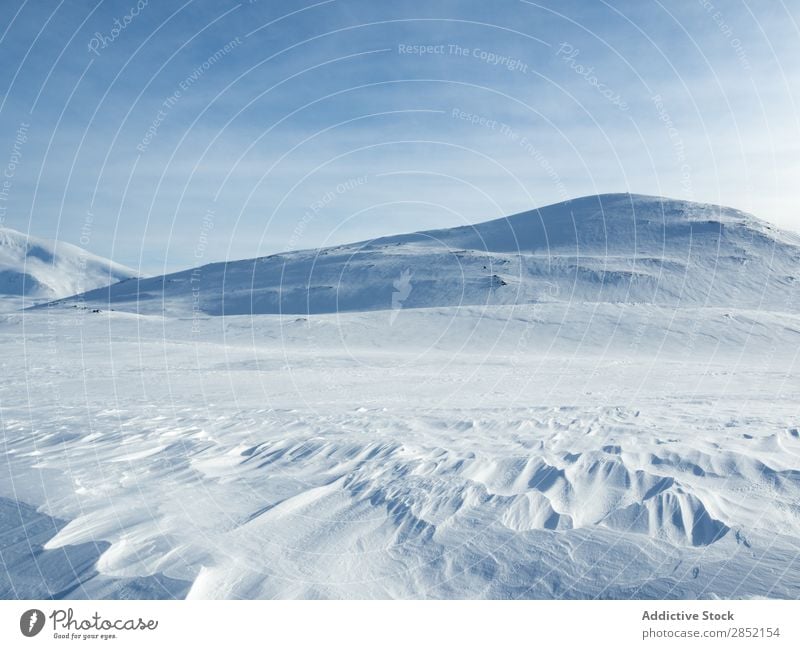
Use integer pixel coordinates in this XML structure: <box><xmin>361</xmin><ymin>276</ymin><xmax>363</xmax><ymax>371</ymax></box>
<box><xmin>0</xmin><ymin>226</ymin><xmax>137</xmax><ymax>299</ymax></box>
<box><xmin>5</xmin><ymin>193</ymin><xmax>800</xmax><ymax>600</ymax></box>
<box><xmin>61</xmin><ymin>193</ymin><xmax>800</xmax><ymax>315</ymax></box>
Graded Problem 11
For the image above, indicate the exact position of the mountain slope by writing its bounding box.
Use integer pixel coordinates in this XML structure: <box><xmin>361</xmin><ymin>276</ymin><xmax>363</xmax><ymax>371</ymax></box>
<box><xmin>55</xmin><ymin>194</ymin><xmax>800</xmax><ymax>315</ymax></box>
<box><xmin>0</xmin><ymin>227</ymin><xmax>137</xmax><ymax>299</ymax></box>
<box><xmin>6</xmin><ymin>194</ymin><xmax>800</xmax><ymax>600</ymax></box>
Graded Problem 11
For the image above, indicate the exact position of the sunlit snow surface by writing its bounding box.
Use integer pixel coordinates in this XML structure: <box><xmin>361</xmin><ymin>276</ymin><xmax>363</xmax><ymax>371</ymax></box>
<box><xmin>2</xmin><ymin>195</ymin><xmax>800</xmax><ymax>598</ymax></box>
<box><xmin>0</xmin><ymin>227</ymin><xmax>136</xmax><ymax>300</ymax></box>
<box><xmin>2</xmin><ymin>305</ymin><xmax>799</xmax><ymax>599</ymax></box>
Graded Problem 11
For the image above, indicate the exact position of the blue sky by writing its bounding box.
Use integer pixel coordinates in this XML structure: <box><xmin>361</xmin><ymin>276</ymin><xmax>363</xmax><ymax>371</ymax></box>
<box><xmin>0</xmin><ymin>0</ymin><xmax>798</xmax><ymax>273</ymax></box>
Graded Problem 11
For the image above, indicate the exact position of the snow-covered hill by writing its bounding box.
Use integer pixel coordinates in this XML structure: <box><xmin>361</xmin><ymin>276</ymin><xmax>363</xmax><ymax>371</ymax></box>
<box><xmin>0</xmin><ymin>226</ymin><xmax>137</xmax><ymax>300</ymax></box>
<box><xmin>4</xmin><ymin>194</ymin><xmax>800</xmax><ymax>600</ymax></box>
<box><xmin>57</xmin><ymin>193</ymin><xmax>800</xmax><ymax>315</ymax></box>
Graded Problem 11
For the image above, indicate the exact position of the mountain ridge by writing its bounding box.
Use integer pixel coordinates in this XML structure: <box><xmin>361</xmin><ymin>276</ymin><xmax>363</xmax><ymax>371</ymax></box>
<box><xmin>44</xmin><ymin>193</ymin><xmax>800</xmax><ymax>315</ymax></box>
<box><xmin>0</xmin><ymin>226</ymin><xmax>138</xmax><ymax>300</ymax></box>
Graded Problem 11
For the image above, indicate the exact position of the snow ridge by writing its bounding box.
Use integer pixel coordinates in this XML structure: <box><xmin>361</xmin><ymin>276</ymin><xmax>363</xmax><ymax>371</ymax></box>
<box><xmin>0</xmin><ymin>226</ymin><xmax>137</xmax><ymax>300</ymax></box>
<box><xmin>55</xmin><ymin>193</ymin><xmax>800</xmax><ymax>315</ymax></box>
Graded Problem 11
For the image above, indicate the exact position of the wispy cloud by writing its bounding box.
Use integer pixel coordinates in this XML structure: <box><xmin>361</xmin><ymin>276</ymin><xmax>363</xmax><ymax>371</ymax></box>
<box><xmin>0</xmin><ymin>0</ymin><xmax>797</xmax><ymax>273</ymax></box>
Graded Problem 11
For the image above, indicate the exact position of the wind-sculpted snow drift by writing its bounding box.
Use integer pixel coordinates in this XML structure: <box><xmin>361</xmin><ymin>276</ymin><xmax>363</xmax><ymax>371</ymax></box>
<box><xmin>4</xmin><ymin>194</ymin><xmax>800</xmax><ymax>599</ymax></box>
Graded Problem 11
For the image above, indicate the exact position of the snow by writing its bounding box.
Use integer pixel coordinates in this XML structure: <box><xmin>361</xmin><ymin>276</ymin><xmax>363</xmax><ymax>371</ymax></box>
<box><xmin>53</xmin><ymin>193</ymin><xmax>800</xmax><ymax>316</ymax></box>
<box><xmin>2</xmin><ymin>194</ymin><xmax>800</xmax><ymax>599</ymax></box>
<box><xmin>0</xmin><ymin>226</ymin><xmax>137</xmax><ymax>301</ymax></box>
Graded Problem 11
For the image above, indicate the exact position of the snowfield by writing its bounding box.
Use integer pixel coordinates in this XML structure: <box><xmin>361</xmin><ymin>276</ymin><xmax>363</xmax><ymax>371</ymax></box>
<box><xmin>2</xmin><ymin>194</ymin><xmax>799</xmax><ymax>599</ymax></box>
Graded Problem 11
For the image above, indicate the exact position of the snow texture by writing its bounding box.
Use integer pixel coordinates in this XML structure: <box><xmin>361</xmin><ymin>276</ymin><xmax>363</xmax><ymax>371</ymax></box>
<box><xmin>3</xmin><ymin>194</ymin><xmax>800</xmax><ymax>599</ymax></box>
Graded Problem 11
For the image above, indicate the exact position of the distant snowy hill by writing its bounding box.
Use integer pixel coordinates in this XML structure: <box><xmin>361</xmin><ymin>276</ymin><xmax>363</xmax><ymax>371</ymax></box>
<box><xmin>0</xmin><ymin>227</ymin><xmax>137</xmax><ymax>299</ymax></box>
<box><xmin>54</xmin><ymin>194</ymin><xmax>800</xmax><ymax>315</ymax></box>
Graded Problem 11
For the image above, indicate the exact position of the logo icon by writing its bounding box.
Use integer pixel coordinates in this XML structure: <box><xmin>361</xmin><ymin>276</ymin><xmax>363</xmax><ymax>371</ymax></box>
<box><xmin>389</xmin><ymin>268</ymin><xmax>413</xmax><ymax>325</ymax></box>
<box><xmin>20</xmin><ymin>609</ymin><xmax>45</xmax><ymax>637</ymax></box>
